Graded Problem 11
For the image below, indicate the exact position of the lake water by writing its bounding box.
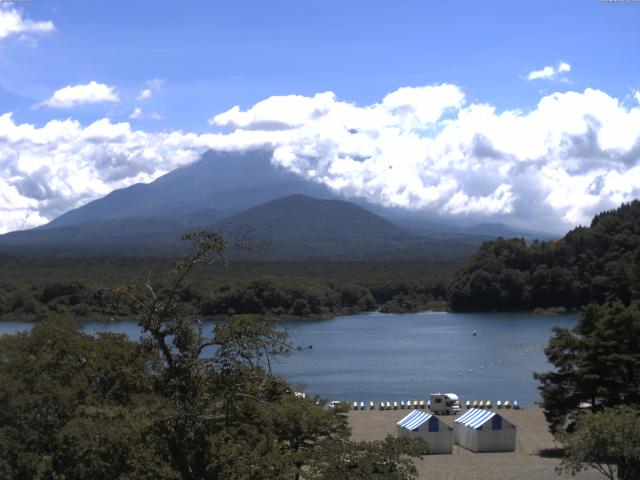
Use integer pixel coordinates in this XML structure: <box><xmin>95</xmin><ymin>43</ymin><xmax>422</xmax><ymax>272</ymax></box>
<box><xmin>0</xmin><ymin>311</ymin><xmax>577</xmax><ymax>406</ymax></box>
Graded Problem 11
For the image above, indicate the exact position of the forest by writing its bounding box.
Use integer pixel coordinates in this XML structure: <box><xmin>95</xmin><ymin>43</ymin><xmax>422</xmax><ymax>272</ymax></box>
<box><xmin>448</xmin><ymin>201</ymin><xmax>640</xmax><ymax>312</ymax></box>
<box><xmin>0</xmin><ymin>255</ymin><xmax>454</xmax><ymax>321</ymax></box>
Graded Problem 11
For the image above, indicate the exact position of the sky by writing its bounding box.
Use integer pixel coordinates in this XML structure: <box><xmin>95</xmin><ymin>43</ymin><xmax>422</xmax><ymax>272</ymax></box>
<box><xmin>1</xmin><ymin>0</ymin><xmax>640</xmax><ymax>234</ymax></box>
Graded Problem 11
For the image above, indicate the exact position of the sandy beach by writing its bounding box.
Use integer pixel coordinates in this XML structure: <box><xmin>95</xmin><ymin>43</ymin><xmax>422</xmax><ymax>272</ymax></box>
<box><xmin>348</xmin><ymin>407</ymin><xmax>602</xmax><ymax>480</ymax></box>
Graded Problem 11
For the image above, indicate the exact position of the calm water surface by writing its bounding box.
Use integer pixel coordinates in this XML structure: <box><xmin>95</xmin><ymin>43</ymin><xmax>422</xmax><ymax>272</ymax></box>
<box><xmin>0</xmin><ymin>311</ymin><xmax>577</xmax><ymax>405</ymax></box>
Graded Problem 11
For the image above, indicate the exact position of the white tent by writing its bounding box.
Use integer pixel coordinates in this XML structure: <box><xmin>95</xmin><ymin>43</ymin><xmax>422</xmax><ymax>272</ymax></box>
<box><xmin>454</xmin><ymin>408</ymin><xmax>516</xmax><ymax>452</ymax></box>
<box><xmin>396</xmin><ymin>410</ymin><xmax>453</xmax><ymax>454</ymax></box>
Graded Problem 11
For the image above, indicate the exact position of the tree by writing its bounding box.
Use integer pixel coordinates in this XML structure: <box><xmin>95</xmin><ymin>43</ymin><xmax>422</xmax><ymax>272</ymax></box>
<box><xmin>114</xmin><ymin>230</ymin><xmax>427</xmax><ymax>479</ymax></box>
<box><xmin>307</xmin><ymin>435</ymin><xmax>428</xmax><ymax>480</ymax></box>
<box><xmin>534</xmin><ymin>300</ymin><xmax>640</xmax><ymax>433</ymax></box>
<box><xmin>0</xmin><ymin>318</ymin><xmax>165</xmax><ymax>479</ymax></box>
<box><xmin>556</xmin><ymin>407</ymin><xmax>640</xmax><ymax>480</ymax></box>
<box><xmin>0</xmin><ymin>231</ymin><xmax>426</xmax><ymax>479</ymax></box>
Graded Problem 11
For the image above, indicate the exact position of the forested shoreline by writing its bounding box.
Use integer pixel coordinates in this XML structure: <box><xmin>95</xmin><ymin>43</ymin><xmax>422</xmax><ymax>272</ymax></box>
<box><xmin>0</xmin><ymin>257</ymin><xmax>453</xmax><ymax>321</ymax></box>
<box><xmin>448</xmin><ymin>201</ymin><xmax>640</xmax><ymax>312</ymax></box>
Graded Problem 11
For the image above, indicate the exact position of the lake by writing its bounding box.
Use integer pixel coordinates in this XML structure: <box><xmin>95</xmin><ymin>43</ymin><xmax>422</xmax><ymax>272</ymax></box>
<box><xmin>0</xmin><ymin>311</ymin><xmax>577</xmax><ymax>406</ymax></box>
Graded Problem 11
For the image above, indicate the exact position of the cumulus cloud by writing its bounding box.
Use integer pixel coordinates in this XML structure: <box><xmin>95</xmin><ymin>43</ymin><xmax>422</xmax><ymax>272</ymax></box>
<box><xmin>2</xmin><ymin>83</ymin><xmax>640</xmax><ymax>235</ymax></box>
<box><xmin>37</xmin><ymin>81</ymin><xmax>119</xmax><ymax>109</ymax></box>
<box><xmin>527</xmin><ymin>61</ymin><xmax>571</xmax><ymax>81</ymax></box>
<box><xmin>209</xmin><ymin>85</ymin><xmax>640</xmax><ymax>232</ymax></box>
<box><xmin>137</xmin><ymin>78</ymin><xmax>164</xmax><ymax>100</ymax></box>
<box><xmin>0</xmin><ymin>114</ymin><xmax>218</xmax><ymax>233</ymax></box>
<box><xmin>0</xmin><ymin>8</ymin><xmax>54</xmax><ymax>40</ymax></box>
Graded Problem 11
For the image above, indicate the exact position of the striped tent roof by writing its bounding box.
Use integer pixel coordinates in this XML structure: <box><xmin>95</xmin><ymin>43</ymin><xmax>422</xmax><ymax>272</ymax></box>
<box><xmin>454</xmin><ymin>408</ymin><xmax>498</xmax><ymax>429</ymax></box>
<box><xmin>397</xmin><ymin>410</ymin><xmax>433</xmax><ymax>431</ymax></box>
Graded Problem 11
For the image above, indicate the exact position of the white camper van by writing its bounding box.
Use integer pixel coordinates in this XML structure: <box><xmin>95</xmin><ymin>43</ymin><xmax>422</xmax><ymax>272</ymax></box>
<box><xmin>429</xmin><ymin>393</ymin><xmax>461</xmax><ymax>415</ymax></box>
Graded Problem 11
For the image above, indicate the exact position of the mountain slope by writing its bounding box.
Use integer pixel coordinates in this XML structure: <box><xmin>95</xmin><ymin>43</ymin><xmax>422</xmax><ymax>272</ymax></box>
<box><xmin>45</xmin><ymin>149</ymin><xmax>332</xmax><ymax>229</ymax></box>
<box><xmin>214</xmin><ymin>194</ymin><xmax>482</xmax><ymax>260</ymax></box>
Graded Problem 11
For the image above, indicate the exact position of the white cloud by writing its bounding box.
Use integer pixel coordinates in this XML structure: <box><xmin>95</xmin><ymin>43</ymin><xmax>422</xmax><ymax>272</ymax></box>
<box><xmin>37</xmin><ymin>81</ymin><xmax>119</xmax><ymax>109</ymax></box>
<box><xmin>527</xmin><ymin>61</ymin><xmax>571</xmax><ymax>81</ymax></box>
<box><xmin>137</xmin><ymin>78</ymin><xmax>164</xmax><ymax>100</ymax></box>
<box><xmin>2</xmin><ymin>83</ymin><xmax>640</xmax><ymax>235</ymax></box>
<box><xmin>209</xmin><ymin>85</ymin><xmax>640</xmax><ymax>232</ymax></box>
<box><xmin>0</xmin><ymin>8</ymin><xmax>54</xmax><ymax>40</ymax></box>
<box><xmin>0</xmin><ymin>113</ymin><xmax>228</xmax><ymax>233</ymax></box>
<box><xmin>129</xmin><ymin>107</ymin><xmax>142</xmax><ymax>119</ymax></box>
<box><xmin>635</xmin><ymin>90</ymin><xmax>640</xmax><ymax>104</ymax></box>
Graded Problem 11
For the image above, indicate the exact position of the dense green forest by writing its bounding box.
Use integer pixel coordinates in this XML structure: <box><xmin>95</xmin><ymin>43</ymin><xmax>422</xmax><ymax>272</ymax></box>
<box><xmin>448</xmin><ymin>201</ymin><xmax>640</xmax><ymax>311</ymax></box>
<box><xmin>0</xmin><ymin>255</ymin><xmax>455</xmax><ymax>321</ymax></box>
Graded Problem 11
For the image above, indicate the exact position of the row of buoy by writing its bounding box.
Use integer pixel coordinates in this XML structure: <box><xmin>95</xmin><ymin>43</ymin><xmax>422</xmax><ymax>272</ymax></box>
<box><xmin>465</xmin><ymin>400</ymin><xmax>520</xmax><ymax>409</ymax></box>
<box><xmin>457</xmin><ymin>347</ymin><xmax>540</xmax><ymax>377</ymax></box>
<box><xmin>352</xmin><ymin>400</ymin><xmax>429</xmax><ymax>410</ymax></box>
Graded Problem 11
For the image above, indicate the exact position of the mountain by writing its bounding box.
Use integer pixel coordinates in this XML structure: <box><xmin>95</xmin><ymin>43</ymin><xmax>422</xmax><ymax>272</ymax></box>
<box><xmin>44</xmin><ymin>149</ymin><xmax>332</xmax><ymax>229</ymax></box>
<box><xmin>0</xmin><ymin>149</ymin><xmax>554</xmax><ymax>258</ymax></box>
<box><xmin>215</xmin><ymin>194</ymin><xmax>418</xmax><ymax>260</ymax></box>
<box><xmin>0</xmin><ymin>194</ymin><xmax>482</xmax><ymax>260</ymax></box>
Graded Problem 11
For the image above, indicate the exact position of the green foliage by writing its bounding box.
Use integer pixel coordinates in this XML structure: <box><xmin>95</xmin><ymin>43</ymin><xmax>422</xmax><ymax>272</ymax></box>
<box><xmin>0</xmin><ymin>231</ymin><xmax>426</xmax><ymax>479</ymax></box>
<box><xmin>307</xmin><ymin>435</ymin><xmax>428</xmax><ymax>480</ymax></box>
<box><xmin>0</xmin><ymin>318</ymin><xmax>164</xmax><ymax>479</ymax></box>
<box><xmin>0</xmin><ymin>254</ymin><xmax>457</xmax><ymax>320</ymax></box>
<box><xmin>448</xmin><ymin>201</ymin><xmax>640</xmax><ymax>311</ymax></box>
<box><xmin>534</xmin><ymin>300</ymin><xmax>640</xmax><ymax>433</ymax></box>
<box><xmin>556</xmin><ymin>406</ymin><xmax>640</xmax><ymax>480</ymax></box>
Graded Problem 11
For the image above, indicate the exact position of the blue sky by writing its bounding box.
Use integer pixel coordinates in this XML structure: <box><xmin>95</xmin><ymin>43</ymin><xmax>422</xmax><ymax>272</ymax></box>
<box><xmin>1</xmin><ymin>0</ymin><xmax>640</xmax><ymax>233</ymax></box>
<box><xmin>5</xmin><ymin>0</ymin><xmax>639</xmax><ymax>131</ymax></box>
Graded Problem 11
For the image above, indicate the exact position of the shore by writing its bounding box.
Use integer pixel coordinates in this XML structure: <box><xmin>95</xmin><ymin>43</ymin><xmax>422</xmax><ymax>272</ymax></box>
<box><xmin>348</xmin><ymin>407</ymin><xmax>601</xmax><ymax>480</ymax></box>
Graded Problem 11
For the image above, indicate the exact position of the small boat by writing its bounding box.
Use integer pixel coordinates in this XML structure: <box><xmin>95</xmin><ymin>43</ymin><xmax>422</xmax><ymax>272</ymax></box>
<box><xmin>465</xmin><ymin>400</ymin><xmax>471</xmax><ymax>409</ymax></box>
<box><xmin>353</xmin><ymin>401</ymin><xmax>359</xmax><ymax>410</ymax></box>
<box><xmin>380</xmin><ymin>401</ymin><xmax>385</xmax><ymax>410</ymax></box>
<box><xmin>400</xmin><ymin>400</ymin><xmax>405</xmax><ymax>409</ymax></box>
<box><xmin>393</xmin><ymin>401</ymin><xmax>398</xmax><ymax>410</ymax></box>
<box><xmin>419</xmin><ymin>400</ymin><xmax>425</xmax><ymax>409</ymax></box>
<box><xmin>497</xmin><ymin>400</ymin><xmax>502</xmax><ymax>408</ymax></box>
<box><xmin>479</xmin><ymin>400</ymin><xmax>484</xmax><ymax>408</ymax></box>
<box><xmin>472</xmin><ymin>400</ymin><xmax>478</xmax><ymax>407</ymax></box>
<box><xmin>486</xmin><ymin>401</ymin><xmax>492</xmax><ymax>409</ymax></box>
<box><xmin>407</xmin><ymin>400</ymin><xmax>412</xmax><ymax>409</ymax></box>
<box><xmin>386</xmin><ymin>401</ymin><xmax>391</xmax><ymax>410</ymax></box>
<box><xmin>370</xmin><ymin>401</ymin><xmax>375</xmax><ymax>410</ymax></box>
<box><xmin>472</xmin><ymin>331</ymin><xmax>477</xmax><ymax>336</ymax></box>
<box><xmin>413</xmin><ymin>400</ymin><xmax>419</xmax><ymax>409</ymax></box>
<box><xmin>360</xmin><ymin>401</ymin><xmax>365</xmax><ymax>410</ymax></box>
<box><xmin>513</xmin><ymin>401</ymin><xmax>520</xmax><ymax>410</ymax></box>
<box><xmin>504</xmin><ymin>400</ymin><xmax>511</xmax><ymax>409</ymax></box>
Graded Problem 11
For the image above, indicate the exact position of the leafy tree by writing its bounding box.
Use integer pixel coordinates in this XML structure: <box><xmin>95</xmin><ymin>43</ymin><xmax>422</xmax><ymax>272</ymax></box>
<box><xmin>0</xmin><ymin>231</ymin><xmax>427</xmax><ymax>479</ymax></box>
<box><xmin>556</xmin><ymin>407</ymin><xmax>640</xmax><ymax>480</ymax></box>
<box><xmin>0</xmin><ymin>318</ymin><xmax>163</xmax><ymax>479</ymax></box>
<box><xmin>307</xmin><ymin>435</ymin><xmax>428</xmax><ymax>480</ymax></box>
<box><xmin>534</xmin><ymin>300</ymin><xmax>640</xmax><ymax>433</ymax></box>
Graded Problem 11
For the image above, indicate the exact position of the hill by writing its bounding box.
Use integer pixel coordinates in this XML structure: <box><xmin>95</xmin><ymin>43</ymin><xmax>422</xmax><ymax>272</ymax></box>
<box><xmin>448</xmin><ymin>200</ymin><xmax>640</xmax><ymax>311</ymax></box>
<box><xmin>214</xmin><ymin>194</ymin><xmax>479</xmax><ymax>260</ymax></box>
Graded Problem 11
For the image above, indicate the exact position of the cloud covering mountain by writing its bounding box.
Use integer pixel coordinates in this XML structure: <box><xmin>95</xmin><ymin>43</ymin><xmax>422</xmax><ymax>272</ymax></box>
<box><xmin>1</xmin><ymin>84</ymin><xmax>640</xmax><ymax>234</ymax></box>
